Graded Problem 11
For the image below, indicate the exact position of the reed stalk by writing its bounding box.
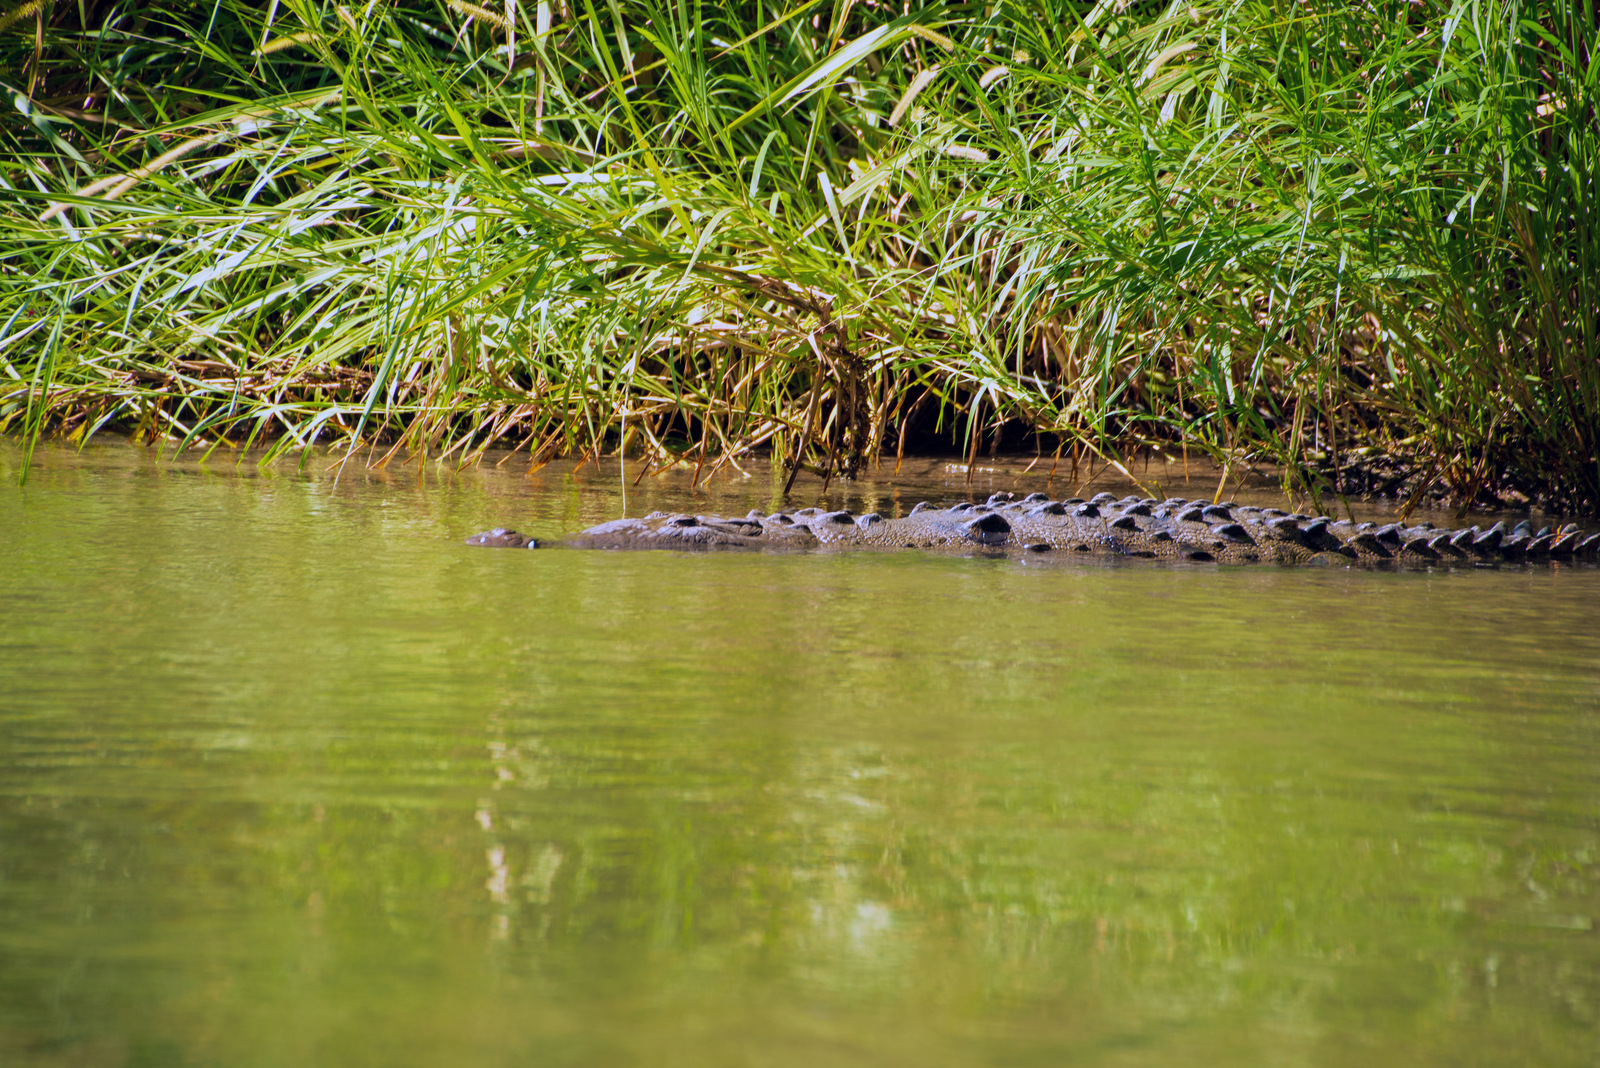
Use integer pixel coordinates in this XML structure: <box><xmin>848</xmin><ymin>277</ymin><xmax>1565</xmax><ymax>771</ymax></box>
<box><xmin>2</xmin><ymin>0</ymin><xmax>1595</xmax><ymax>509</ymax></box>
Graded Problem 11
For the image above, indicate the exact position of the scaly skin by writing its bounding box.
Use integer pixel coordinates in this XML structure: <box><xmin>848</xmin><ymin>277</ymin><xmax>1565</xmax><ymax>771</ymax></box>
<box><xmin>469</xmin><ymin>492</ymin><xmax>1600</xmax><ymax>565</ymax></box>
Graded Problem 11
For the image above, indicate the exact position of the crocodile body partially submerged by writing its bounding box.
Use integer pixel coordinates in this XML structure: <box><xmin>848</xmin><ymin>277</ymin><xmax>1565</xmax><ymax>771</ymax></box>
<box><xmin>467</xmin><ymin>492</ymin><xmax>1600</xmax><ymax>566</ymax></box>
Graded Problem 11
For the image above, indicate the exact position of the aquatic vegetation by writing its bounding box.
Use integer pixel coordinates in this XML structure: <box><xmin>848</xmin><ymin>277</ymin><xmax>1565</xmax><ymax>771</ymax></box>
<box><xmin>1</xmin><ymin>0</ymin><xmax>1596</xmax><ymax>510</ymax></box>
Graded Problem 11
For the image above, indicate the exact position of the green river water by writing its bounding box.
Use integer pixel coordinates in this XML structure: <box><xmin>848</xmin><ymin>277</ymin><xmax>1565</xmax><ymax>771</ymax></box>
<box><xmin>2</xmin><ymin>441</ymin><xmax>1598</xmax><ymax>1067</ymax></box>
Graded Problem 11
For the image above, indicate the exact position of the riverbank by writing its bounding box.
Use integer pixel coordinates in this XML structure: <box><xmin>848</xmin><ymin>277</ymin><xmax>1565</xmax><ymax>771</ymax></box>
<box><xmin>7</xmin><ymin>435</ymin><xmax>1596</xmax><ymax>539</ymax></box>
<box><xmin>3</xmin><ymin>1</ymin><xmax>1596</xmax><ymax>512</ymax></box>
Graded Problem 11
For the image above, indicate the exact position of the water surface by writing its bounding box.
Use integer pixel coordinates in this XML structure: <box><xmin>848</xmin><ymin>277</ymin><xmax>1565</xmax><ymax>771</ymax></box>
<box><xmin>2</xmin><ymin>442</ymin><xmax>1598</xmax><ymax>1067</ymax></box>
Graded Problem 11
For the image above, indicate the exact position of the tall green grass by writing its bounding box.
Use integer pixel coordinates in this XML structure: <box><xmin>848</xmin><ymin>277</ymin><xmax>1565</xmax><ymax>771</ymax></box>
<box><xmin>2</xmin><ymin>0</ymin><xmax>1595</xmax><ymax>508</ymax></box>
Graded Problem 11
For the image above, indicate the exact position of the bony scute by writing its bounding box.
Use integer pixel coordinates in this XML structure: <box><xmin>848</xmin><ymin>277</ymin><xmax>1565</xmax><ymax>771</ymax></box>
<box><xmin>467</xmin><ymin>493</ymin><xmax>1600</xmax><ymax>566</ymax></box>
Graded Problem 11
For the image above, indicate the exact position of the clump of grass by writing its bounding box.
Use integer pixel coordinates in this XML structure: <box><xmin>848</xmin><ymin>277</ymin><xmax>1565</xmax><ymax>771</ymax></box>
<box><xmin>1</xmin><ymin>0</ymin><xmax>1596</xmax><ymax>510</ymax></box>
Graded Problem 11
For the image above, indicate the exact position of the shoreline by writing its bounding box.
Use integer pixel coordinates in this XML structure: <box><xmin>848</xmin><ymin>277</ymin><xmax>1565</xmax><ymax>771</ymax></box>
<box><xmin>4</xmin><ymin>434</ymin><xmax>1591</xmax><ymax>530</ymax></box>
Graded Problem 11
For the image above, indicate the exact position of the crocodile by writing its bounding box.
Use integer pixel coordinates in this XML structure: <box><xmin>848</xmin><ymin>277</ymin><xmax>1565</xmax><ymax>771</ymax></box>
<box><xmin>467</xmin><ymin>491</ymin><xmax>1600</xmax><ymax>566</ymax></box>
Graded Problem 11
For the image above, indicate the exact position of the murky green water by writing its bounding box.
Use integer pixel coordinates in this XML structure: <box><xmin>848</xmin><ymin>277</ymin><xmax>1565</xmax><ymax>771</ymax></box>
<box><xmin>2</xmin><ymin>441</ymin><xmax>1598</xmax><ymax>1067</ymax></box>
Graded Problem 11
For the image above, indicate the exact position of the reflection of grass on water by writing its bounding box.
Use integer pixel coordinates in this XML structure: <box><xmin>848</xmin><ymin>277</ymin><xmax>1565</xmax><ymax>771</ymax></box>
<box><xmin>1</xmin><ymin>1</ymin><xmax>1596</xmax><ymax>510</ymax></box>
